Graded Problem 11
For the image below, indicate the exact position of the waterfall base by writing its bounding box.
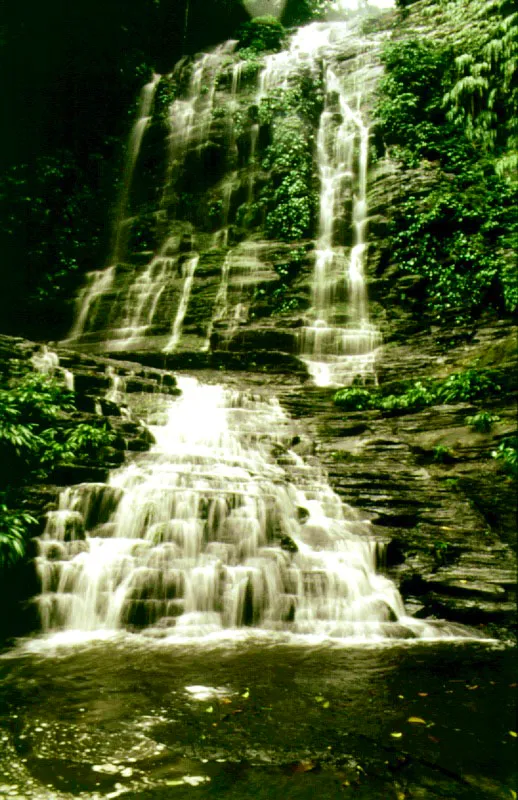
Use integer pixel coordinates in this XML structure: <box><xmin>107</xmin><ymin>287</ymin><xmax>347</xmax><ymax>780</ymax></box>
<box><xmin>33</xmin><ymin>374</ymin><xmax>486</xmax><ymax>643</ymax></box>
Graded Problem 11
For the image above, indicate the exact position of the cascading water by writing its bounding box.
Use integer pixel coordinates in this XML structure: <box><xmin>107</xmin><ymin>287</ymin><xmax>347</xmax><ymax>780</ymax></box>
<box><xmin>297</xmin><ymin>42</ymin><xmax>382</xmax><ymax>386</ymax></box>
<box><xmin>34</xmin><ymin>375</ymin><xmax>469</xmax><ymax>642</ymax></box>
<box><xmin>67</xmin><ymin>75</ymin><xmax>160</xmax><ymax>343</ymax></box>
<box><xmin>64</xmin><ymin>21</ymin><xmax>383</xmax><ymax>374</ymax></box>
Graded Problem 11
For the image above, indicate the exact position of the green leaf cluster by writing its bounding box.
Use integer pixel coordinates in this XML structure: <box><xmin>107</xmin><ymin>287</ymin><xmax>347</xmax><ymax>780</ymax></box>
<box><xmin>492</xmin><ymin>436</ymin><xmax>518</xmax><ymax>479</ymax></box>
<box><xmin>334</xmin><ymin>369</ymin><xmax>502</xmax><ymax>412</ymax></box>
<box><xmin>0</xmin><ymin>373</ymin><xmax>115</xmax><ymax>569</ymax></box>
<box><xmin>376</xmin><ymin>14</ymin><xmax>517</xmax><ymax>322</ymax></box>
<box><xmin>465</xmin><ymin>410</ymin><xmax>500</xmax><ymax>432</ymax></box>
<box><xmin>441</xmin><ymin>0</ymin><xmax>517</xmax><ymax>177</ymax></box>
<box><xmin>262</xmin><ymin>114</ymin><xmax>315</xmax><ymax>242</ymax></box>
<box><xmin>237</xmin><ymin>16</ymin><xmax>286</xmax><ymax>53</ymax></box>
<box><xmin>0</xmin><ymin>506</ymin><xmax>37</xmax><ymax>569</ymax></box>
<box><xmin>0</xmin><ymin>154</ymin><xmax>110</xmax><ymax>336</ymax></box>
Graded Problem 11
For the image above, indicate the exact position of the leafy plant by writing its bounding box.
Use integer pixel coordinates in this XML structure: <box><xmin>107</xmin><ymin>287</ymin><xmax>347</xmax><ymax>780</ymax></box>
<box><xmin>379</xmin><ymin>381</ymin><xmax>435</xmax><ymax>411</ymax></box>
<box><xmin>435</xmin><ymin>370</ymin><xmax>501</xmax><ymax>403</ymax></box>
<box><xmin>65</xmin><ymin>423</ymin><xmax>115</xmax><ymax>458</ymax></box>
<box><xmin>442</xmin><ymin>0</ymin><xmax>517</xmax><ymax>178</ymax></box>
<box><xmin>262</xmin><ymin>114</ymin><xmax>315</xmax><ymax>241</ymax></box>
<box><xmin>432</xmin><ymin>445</ymin><xmax>455</xmax><ymax>464</ymax></box>
<box><xmin>237</xmin><ymin>16</ymin><xmax>285</xmax><ymax>53</ymax></box>
<box><xmin>465</xmin><ymin>410</ymin><xmax>500</xmax><ymax>433</ymax></box>
<box><xmin>0</xmin><ymin>504</ymin><xmax>36</xmax><ymax>569</ymax></box>
<box><xmin>334</xmin><ymin>369</ymin><xmax>503</xmax><ymax>412</ymax></box>
<box><xmin>492</xmin><ymin>436</ymin><xmax>518</xmax><ymax>478</ymax></box>
<box><xmin>432</xmin><ymin>540</ymin><xmax>456</xmax><ymax>565</ymax></box>
<box><xmin>333</xmin><ymin>387</ymin><xmax>374</xmax><ymax>411</ymax></box>
<box><xmin>376</xmin><ymin>23</ymin><xmax>518</xmax><ymax>322</ymax></box>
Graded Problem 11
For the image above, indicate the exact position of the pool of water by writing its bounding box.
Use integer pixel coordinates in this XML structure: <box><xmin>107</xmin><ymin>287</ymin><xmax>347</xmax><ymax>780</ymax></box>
<box><xmin>0</xmin><ymin>634</ymin><xmax>515</xmax><ymax>799</ymax></box>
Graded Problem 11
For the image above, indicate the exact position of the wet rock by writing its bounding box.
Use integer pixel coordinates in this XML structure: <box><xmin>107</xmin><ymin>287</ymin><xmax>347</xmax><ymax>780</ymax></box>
<box><xmin>280</xmin><ymin>535</ymin><xmax>298</xmax><ymax>553</ymax></box>
<box><xmin>49</xmin><ymin>464</ymin><xmax>109</xmax><ymax>485</ymax></box>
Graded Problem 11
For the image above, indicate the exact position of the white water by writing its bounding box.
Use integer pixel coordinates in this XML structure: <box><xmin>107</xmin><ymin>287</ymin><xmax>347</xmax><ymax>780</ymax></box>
<box><xmin>34</xmin><ymin>375</ymin><xmax>470</xmax><ymax>642</ymax></box>
<box><xmin>205</xmin><ymin>241</ymin><xmax>275</xmax><ymax>348</ymax></box>
<box><xmin>164</xmin><ymin>254</ymin><xmax>200</xmax><ymax>353</ymax></box>
<box><xmin>293</xmin><ymin>29</ymin><xmax>382</xmax><ymax>386</ymax></box>
<box><xmin>112</xmin><ymin>73</ymin><xmax>161</xmax><ymax>263</ymax></box>
<box><xmin>66</xmin><ymin>75</ymin><xmax>160</xmax><ymax>343</ymax></box>
<box><xmin>66</xmin><ymin>22</ymin><xmax>384</xmax><ymax>362</ymax></box>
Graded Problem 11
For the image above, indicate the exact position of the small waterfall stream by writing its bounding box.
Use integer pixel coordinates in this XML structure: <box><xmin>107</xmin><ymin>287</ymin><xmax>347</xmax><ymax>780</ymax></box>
<box><xmin>300</xmin><ymin>56</ymin><xmax>382</xmax><ymax>387</ymax></box>
<box><xmin>67</xmin><ymin>74</ymin><xmax>160</xmax><ymax>342</ymax></box>
<box><xmin>34</xmin><ymin>375</ymin><xmax>466</xmax><ymax>642</ymax></box>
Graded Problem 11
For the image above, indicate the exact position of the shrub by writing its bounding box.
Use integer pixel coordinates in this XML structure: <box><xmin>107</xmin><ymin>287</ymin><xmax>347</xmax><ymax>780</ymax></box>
<box><xmin>492</xmin><ymin>436</ymin><xmax>518</xmax><ymax>479</ymax></box>
<box><xmin>435</xmin><ymin>369</ymin><xmax>501</xmax><ymax>404</ymax></box>
<box><xmin>432</xmin><ymin>445</ymin><xmax>455</xmax><ymax>464</ymax></box>
<box><xmin>237</xmin><ymin>16</ymin><xmax>285</xmax><ymax>52</ymax></box>
<box><xmin>262</xmin><ymin>114</ymin><xmax>315</xmax><ymax>241</ymax></box>
<box><xmin>334</xmin><ymin>387</ymin><xmax>374</xmax><ymax>411</ymax></box>
<box><xmin>465</xmin><ymin>411</ymin><xmax>500</xmax><ymax>433</ymax></box>
<box><xmin>379</xmin><ymin>381</ymin><xmax>435</xmax><ymax>411</ymax></box>
<box><xmin>65</xmin><ymin>423</ymin><xmax>115</xmax><ymax>458</ymax></box>
<box><xmin>376</xmin><ymin>25</ymin><xmax>518</xmax><ymax>322</ymax></box>
<box><xmin>0</xmin><ymin>504</ymin><xmax>36</xmax><ymax>569</ymax></box>
<box><xmin>333</xmin><ymin>369</ymin><xmax>502</xmax><ymax>412</ymax></box>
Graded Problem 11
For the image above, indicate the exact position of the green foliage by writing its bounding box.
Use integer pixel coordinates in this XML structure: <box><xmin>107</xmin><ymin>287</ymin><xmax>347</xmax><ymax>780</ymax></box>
<box><xmin>262</xmin><ymin>114</ymin><xmax>315</xmax><ymax>241</ymax></box>
<box><xmin>0</xmin><ymin>504</ymin><xmax>36</xmax><ymax>569</ymax></box>
<box><xmin>433</xmin><ymin>539</ymin><xmax>456</xmax><ymax>565</ymax></box>
<box><xmin>282</xmin><ymin>0</ymin><xmax>334</xmax><ymax>25</ymax></box>
<box><xmin>0</xmin><ymin>370</ymin><xmax>118</xmax><ymax>569</ymax></box>
<box><xmin>153</xmin><ymin>76</ymin><xmax>177</xmax><ymax>119</ymax></box>
<box><xmin>377</xmin><ymin>40</ymin><xmax>451</xmax><ymax>161</ymax></box>
<box><xmin>237</xmin><ymin>16</ymin><xmax>285</xmax><ymax>52</ymax></box>
<box><xmin>442</xmin><ymin>0</ymin><xmax>517</xmax><ymax>178</ymax></box>
<box><xmin>379</xmin><ymin>381</ymin><xmax>435</xmax><ymax>411</ymax></box>
<box><xmin>0</xmin><ymin>154</ymin><xmax>109</xmax><ymax>335</ymax></box>
<box><xmin>258</xmin><ymin>70</ymin><xmax>324</xmax><ymax>126</ymax></box>
<box><xmin>390</xmin><ymin>175</ymin><xmax>517</xmax><ymax>321</ymax></box>
<box><xmin>465</xmin><ymin>410</ymin><xmax>500</xmax><ymax>432</ymax></box>
<box><xmin>334</xmin><ymin>369</ymin><xmax>502</xmax><ymax>412</ymax></box>
<box><xmin>65</xmin><ymin>424</ymin><xmax>115</xmax><ymax>458</ymax></box>
<box><xmin>492</xmin><ymin>436</ymin><xmax>518</xmax><ymax>478</ymax></box>
<box><xmin>434</xmin><ymin>369</ymin><xmax>501</xmax><ymax>403</ymax></box>
<box><xmin>333</xmin><ymin>387</ymin><xmax>374</xmax><ymax>411</ymax></box>
<box><xmin>432</xmin><ymin>445</ymin><xmax>455</xmax><ymax>464</ymax></box>
<box><xmin>377</xmin><ymin>20</ymin><xmax>517</xmax><ymax>323</ymax></box>
<box><xmin>0</xmin><ymin>373</ymin><xmax>75</xmax><ymax>569</ymax></box>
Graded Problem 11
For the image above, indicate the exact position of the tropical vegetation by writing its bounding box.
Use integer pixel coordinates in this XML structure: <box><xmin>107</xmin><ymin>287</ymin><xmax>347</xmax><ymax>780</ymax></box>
<box><xmin>0</xmin><ymin>370</ymin><xmax>115</xmax><ymax>569</ymax></box>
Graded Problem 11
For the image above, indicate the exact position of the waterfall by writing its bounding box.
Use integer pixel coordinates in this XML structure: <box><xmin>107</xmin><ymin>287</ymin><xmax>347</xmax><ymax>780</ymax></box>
<box><xmin>112</xmin><ymin>73</ymin><xmax>161</xmax><ymax>263</ymax></box>
<box><xmin>34</xmin><ymin>375</ymin><xmax>468</xmax><ymax>642</ymax></box>
<box><xmin>65</xmin><ymin>22</ymin><xmax>381</xmax><ymax>376</ymax></box>
<box><xmin>164</xmin><ymin>253</ymin><xmax>200</xmax><ymax>353</ymax></box>
<box><xmin>299</xmin><ymin>55</ymin><xmax>381</xmax><ymax>387</ymax></box>
<box><xmin>66</xmin><ymin>74</ymin><xmax>160</xmax><ymax>343</ymax></box>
